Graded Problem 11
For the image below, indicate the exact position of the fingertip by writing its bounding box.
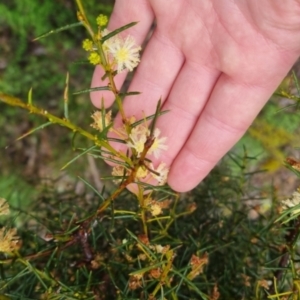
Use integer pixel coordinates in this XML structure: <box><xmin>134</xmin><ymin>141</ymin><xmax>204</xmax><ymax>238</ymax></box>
<box><xmin>167</xmin><ymin>154</ymin><xmax>211</xmax><ymax>192</ymax></box>
<box><xmin>167</xmin><ymin>176</ymin><xmax>200</xmax><ymax>193</ymax></box>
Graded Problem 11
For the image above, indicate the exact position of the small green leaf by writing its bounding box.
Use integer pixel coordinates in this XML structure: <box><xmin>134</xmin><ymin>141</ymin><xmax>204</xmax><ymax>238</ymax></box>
<box><xmin>64</xmin><ymin>72</ymin><xmax>70</xmax><ymax>120</ymax></box>
<box><xmin>149</xmin><ymin>99</ymin><xmax>162</xmax><ymax>135</ymax></box>
<box><xmin>90</xmin><ymin>152</ymin><xmax>129</xmax><ymax>166</ymax></box>
<box><xmin>119</xmin><ymin>91</ymin><xmax>141</xmax><ymax>97</ymax></box>
<box><xmin>171</xmin><ymin>269</ymin><xmax>209</xmax><ymax>299</ymax></box>
<box><xmin>131</xmin><ymin>109</ymin><xmax>169</xmax><ymax>128</ymax></box>
<box><xmin>102</xmin><ymin>22</ymin><xmax>138</xmax><ymax>42</ymax></box>
<box><xmin>16</xmin><ymin>122</ymin><xmax>52</xmax><ymax>141</ymax></box>
<box><xmin>33</xmin><ymin>22</ymin><xmax>83</xmax><ymax>41</ymax></box>
<box><xmin>60</xmin><ymin>145</ymin><xmax>97</xmax><ymax>170</ymax></box>
<box><xmin>27</xmin><ymin>87</ymin><xmax>33</xmax><ymax>105</ymax></box>
<box><xmin>129</xmin><ymin>261</ymin><xmax>167</xmax><ymax>276</ymax></box>
<box><xmin>73</xmin><ymin>86</ymin><xmax>110</xmax><ymax>95</ymax></box>
<box><xmin>78</xmin><ymin>176</ymin><xmax>105</xmax><ymax>202</ymax></box>
<box><xmin>106</xmin><ymin>137</ymin><xmax>127</xmax><ymax>144</ymax></box>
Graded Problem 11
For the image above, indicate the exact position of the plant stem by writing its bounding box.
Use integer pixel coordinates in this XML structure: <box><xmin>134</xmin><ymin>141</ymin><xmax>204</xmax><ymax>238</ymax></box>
<box><xmin>0</xmin><ymin>93</ymin><xmax>130</xmax><ymax>165</ymax></box>
<box><xmin>75</xmin><ymin>0</ymin><xmax>94</xmax><ymax>38</ymax></box>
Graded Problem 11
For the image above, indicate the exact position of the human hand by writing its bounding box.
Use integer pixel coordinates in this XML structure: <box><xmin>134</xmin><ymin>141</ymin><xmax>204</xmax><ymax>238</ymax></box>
<box><xmin>91</xmin><ymin>0</ymin><xmax>300</xmax><ymax>192</ymax></box>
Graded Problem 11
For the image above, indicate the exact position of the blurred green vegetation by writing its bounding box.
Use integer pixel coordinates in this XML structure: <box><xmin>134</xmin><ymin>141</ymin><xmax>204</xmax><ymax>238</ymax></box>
<box><xmin>231</xmin><ymin>76</ymin><xmax>300</xmax><ymax>190</ymax></box>
<box><xmin>0</xmin><ymin>0</ymin><xmax>113</xmax><ymax>99</ymax></box>
<box><xmin>1</xmin><ymin>1</ymin><xmax>300</xmax><ymax>299</ymax></box>
<box><xmin>0</xmin><ymin>153</ymin><xmax>294</xmax><ymax>299</ymax></box>
<box><xmin>0</xmin><ymin>0</ymin><xmax>114</xmax><ymax>211</ymax></box>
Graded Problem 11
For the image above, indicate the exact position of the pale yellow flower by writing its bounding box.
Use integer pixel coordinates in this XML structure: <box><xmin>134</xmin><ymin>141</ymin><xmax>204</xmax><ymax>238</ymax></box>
<box><xmin>151</xmin><ymin>244</ymin><xmax>170</xmax><ymax>254</ymax></box>
<box><xmin>136</xmin><ymin>165</ymin><xmax>150</xmax><ymax>180</ymax></box>
<box><xmin>113</xmin><ymin>116</ymin><xmax>137</xmax><ymax>140</ymax></box>
<box><xmin>101</xmin><ymin>30</ymin><xmax>123</xmax><ymax>68</ymax></box>
<box><xmin>152</xmin><ymin>162</ymin><xmax>169</xmax><ymax>185</ymax></box>
<box><xmin>126</xmin><ymin>125</ymin><xmax>148</xmax><ymax>157</ymax></box>
<box><xmin>106</xmin><ymin>35</ymin><xmax>141</xmax><ymax>73</ymax></box>
<box><xmin>150</xmin><ymin>203</ymin><xmax>162</xmax><ymax>217</ymax></box>
<box><xmin>0</xmin><ymin>227</ymin><xmax>20</xmax><ymax>253</ymax></box>
<box><xmin>138</xmin><ymin>253</ymin><xmax>147</xmax><ymax>261</ymax></box>
<box><xmin>148</xmin><ymin>128</ymin><xmax>168</xmax><ymax>159</ymax></box>
<box><xmin>126</xmin><ymin>125</ymin><xmax>167</xmax><ymax>159</ymax></box>
<box><xmin>90</xmin><ymin>110</ymin><xmax>112</xmax><ymax>132</ymax></box>
<box><xmin>153</xmin><ymin>244</ymin><xmax>164</xmax><ymax>253</ymax></box>
<box><xmin>0</xmin><ymin>198</ymin><xmax>10</xmax><ymax>215</ymax></box>
<box><xmin>145</xmin><ymin>198</ymin><xmax>166</xmax><ymax>217</ymax></box>
<box><xmin>257</xmin><ymin>279</ymin><xmax>271</xmax><ymax>290</ymax></box>
<box><xmin>154</xmin><ymin>244</ymin><xmax>164</xmax><ymax>254</ymax></box>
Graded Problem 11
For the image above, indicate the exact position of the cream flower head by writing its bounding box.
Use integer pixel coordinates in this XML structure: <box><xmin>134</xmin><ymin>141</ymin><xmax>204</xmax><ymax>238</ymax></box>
<box><xmin>126</xmin><ymin>125</ymin><xmax>148</xmax><ymax>157</ymax></box>
<box><xmin>90</xmin><ymin>110</ymin><xmax>112</xmax><ymax>132</ymax></box>
<box><xmin>105</xmin><ymin>34</ymin><xmax>141</xmax><ymax>73</ymax></box>
<box><xmin>148</xmin><ymin>128</ymin><xmax>168</xmax><ymax>159</ymax></box>
<box><xmin>152</xmin><ymin>162</ymin><xmax>169</xmax><ymax>186</ymax></box>
<box><xmin>282</xmin><ymin>191</ymin><xmax>300</xmax><ymax>215</ymax></box>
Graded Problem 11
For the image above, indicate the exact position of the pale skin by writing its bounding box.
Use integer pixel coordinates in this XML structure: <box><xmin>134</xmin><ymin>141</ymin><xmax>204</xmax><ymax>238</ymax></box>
<box><xmin>91</xmin><ymin>0</ymin><xmax>300</xmax><ymax>192</ymax></box>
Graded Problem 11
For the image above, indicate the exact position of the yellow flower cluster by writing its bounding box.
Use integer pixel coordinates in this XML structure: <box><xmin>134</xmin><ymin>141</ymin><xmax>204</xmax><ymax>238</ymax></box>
<box><xmin>82</xmin><ymin>15</ymin><xmax>141</xmax><ymax>72</ymax></box>
<box><xmin>96</xmin><ymin>14</ymin><xmax>108</xmax><ymax>27</ymax></box>
<box><xmin>88</xmin><ymin>52</ymin><xmax>101</xmax><ymax>65</ymax></box>
<box><xmin>82</xmin><ymin>39</ymin><xmax>94</xmax><ymax>51</ymax></box>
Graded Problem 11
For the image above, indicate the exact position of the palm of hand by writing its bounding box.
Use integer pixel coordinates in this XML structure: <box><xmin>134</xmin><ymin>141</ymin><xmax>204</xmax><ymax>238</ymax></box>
<box><xmin>91</xmin><ymin>0</ymin><xmax>300</xmax><ymax>191</ymax></box>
